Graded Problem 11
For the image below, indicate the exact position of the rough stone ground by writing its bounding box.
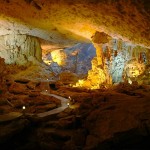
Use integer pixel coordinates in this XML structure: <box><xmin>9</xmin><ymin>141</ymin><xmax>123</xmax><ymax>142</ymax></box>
<box><xmin>0</xmin><ymin>83</ymin><xmax>150</xmax><ymax>150</ymax></box>
<box><xmin>0</xmin><ymin>78</ymin><xmax>61</xmax><ymax>115</ymax></box>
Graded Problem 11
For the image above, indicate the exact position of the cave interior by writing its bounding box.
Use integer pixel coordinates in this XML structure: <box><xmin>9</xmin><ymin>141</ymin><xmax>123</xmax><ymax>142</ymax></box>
<box><xmin>0</xmin><ymin>0</ymin><xmax>150</xmax><ymax>150</ymax></box>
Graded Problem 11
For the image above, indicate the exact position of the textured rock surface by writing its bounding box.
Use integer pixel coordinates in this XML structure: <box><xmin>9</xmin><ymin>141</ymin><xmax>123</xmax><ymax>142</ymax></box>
<box><xmin>0</xmin><ymin>0</ymin><xmax>149</xmax><ymax>48</ymax></box>
<box><xmin>0</xmin><ymin>57</ymin><xmax>7</xmax><ymax>94</ymax></box>
<box><xmin>0</xmin><ymin>34</ymin><xmax>42</xmax><ymax>64</ymax></box>
<box><xmin>43</xmin><ymin>43</ymin><xmax>96</xmax><ymax>76</ymax></box>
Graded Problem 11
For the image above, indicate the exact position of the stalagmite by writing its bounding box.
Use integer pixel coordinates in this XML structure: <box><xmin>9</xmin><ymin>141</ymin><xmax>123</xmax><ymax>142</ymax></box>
<box><xmin>91</xmin><ymin>31</ymin><xmax>109</xmax><ymax>67</ymax></box>
<box><xmin>86</xmin><ymin>32</ymin><xmax>112</xmax><ymax>89</ymax></box>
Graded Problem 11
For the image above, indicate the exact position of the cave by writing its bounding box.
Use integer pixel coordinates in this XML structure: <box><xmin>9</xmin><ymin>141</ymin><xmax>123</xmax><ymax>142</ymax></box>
<box><xmin>0</xmin><ymin>0</ymin><xmax>150</xmax><ymax>150</ymax></box>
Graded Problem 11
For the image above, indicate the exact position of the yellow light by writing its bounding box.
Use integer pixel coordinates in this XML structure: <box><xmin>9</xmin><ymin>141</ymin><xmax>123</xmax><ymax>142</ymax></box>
<box><xmin>51</xmin><ymin>50</ymin><xmax>67</xmax><ymax>66</ymax></box>
<box><xmin>43</xmin><ymin>60</ymin><xmax>52</xmax><ymax>65</ymax></box>
<box><xmin>128</xmin><ymin>79</ymin><xmax>132</xmax><ymax>84</ymax></box>
<box><xmin>67</xmin><ymin>103</ymin><xmax>70</xmax><ymax>107</ymax></box>
<box><xmin>22</xmin><ymin>106</ymin><xmax>26</xmax><ymax>110</ymax></box>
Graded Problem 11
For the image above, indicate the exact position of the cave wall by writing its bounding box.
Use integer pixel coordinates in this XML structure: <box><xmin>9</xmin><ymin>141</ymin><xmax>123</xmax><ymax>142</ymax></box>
<box><xmin>0</xmin><ymin>57</ymin><xmax>7</xmax><ymax>94</ymax></box>
<box><xmin>0</xmin><ymin>0</ymin><xmax>150</xmax><ymax>48</ymax></box>
<box><xmin>0</xmin><ymin>34</ymin><xmax>42</xmax><ymax>65</ymax></box>
<box><xmin>72</xmin><ymin>31</ymin><xmax>149</xmax><ymax>89</ymax></box>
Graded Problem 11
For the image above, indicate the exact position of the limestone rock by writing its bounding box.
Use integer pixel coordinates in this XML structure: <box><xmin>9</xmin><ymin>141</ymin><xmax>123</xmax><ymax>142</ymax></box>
<box><xmin>0</xmin><ymin>34</ymin><xmax>42</xmax><ymax>65</ymax></box>
<box><xmin>0</xmin><ymin>0</ymin><xmax>149</xmax><ymax>48</ymax></box>
<box><xmin>91</xmin><ymin>32</ymin><xmax>109</xmax><ymax>44</ymax></box>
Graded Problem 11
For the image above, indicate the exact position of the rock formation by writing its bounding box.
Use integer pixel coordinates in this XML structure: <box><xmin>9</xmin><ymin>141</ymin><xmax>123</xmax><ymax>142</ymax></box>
<box><xmin>73</xmin><ymin>32</ymin><xmax>112</xmax><ymax>89</ymax></box>
<box><xmin>0</xmin><ymin>0</ymin><xmax>150</xmax><ymax>48</ymax></box>
<box><xmin>0</xmin><ymin>34</ymin><xmax>42</xmax><ymax>65</ymax></box>
<box><xmin>42</xmin><ymin>43</ymin><xmax>96</xmax><ymax>77</ymax></box>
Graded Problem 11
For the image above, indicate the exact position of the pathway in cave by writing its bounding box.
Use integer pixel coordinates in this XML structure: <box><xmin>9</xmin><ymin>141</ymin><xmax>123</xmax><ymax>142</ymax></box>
<box><xmin>0</xmin><ymin>93</ymin><xmax>69</xmax><ymax>122</ymax></box>
<box><xmin>37</xmin><ymin>92</ymin><xmax>69</xmax><ymax>118</ymax></box>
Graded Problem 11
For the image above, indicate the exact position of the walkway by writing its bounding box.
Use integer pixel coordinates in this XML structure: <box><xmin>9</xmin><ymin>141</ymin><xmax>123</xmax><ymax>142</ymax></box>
<box><xmin>0</xmin><ymin>92</ymin><xmax>69</xmax><ymax>122</ymax></box>
<box><xmin>37</xmin><ymin>92</ymin><xmax>69</xmax><ymax>118</ymax></box>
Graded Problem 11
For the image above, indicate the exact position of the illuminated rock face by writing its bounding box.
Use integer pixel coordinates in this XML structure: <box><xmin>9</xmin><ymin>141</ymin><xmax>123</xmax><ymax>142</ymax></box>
<box><xmin>87</xmin><ymin>57</ymin><xmax>108</xmax><ymax>89</ymax></box>
<box><xmin>0</xmin><ymin>34</ymin><xmax>42</xmax><ymax>65</ymax></box>
<box><xmin>51</xmin><ymin>50</ymin><xmax>67</xmax><ymax>66</ymax></box>
<box><xmin>73</xmin><ymin>34</ymin><xmax>149</xmax><ymax>88</ymax></box>
<box><xmin>0</xmin><ymin>0</ymin><xmax>150</xmax><ymax>48</ymax></box>
<box><xmin>103</xmin><ymin>39</ymin><xmax>149</xmax><ymax>83</ymax></box>
<box><xmin>85</xmin><ymin>32</ymin><xmax>112</xmax><ymax>89</ymax></box>
<box><xmin>42</xmin><ymin>43</ymin><xmax>96</xmax><ymax>76</ymax></box>
<box><xmin>123</xmin><ymin>59</ymin><xmax>145</xmax><ymax>79</ymax></box>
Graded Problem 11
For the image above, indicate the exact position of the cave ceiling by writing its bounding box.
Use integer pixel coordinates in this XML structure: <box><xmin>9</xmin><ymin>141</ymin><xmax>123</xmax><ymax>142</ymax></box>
<box><xmin>0</xmin><ymin>0</ymin><xmax>150</xmax><ymax>49</ymax></box>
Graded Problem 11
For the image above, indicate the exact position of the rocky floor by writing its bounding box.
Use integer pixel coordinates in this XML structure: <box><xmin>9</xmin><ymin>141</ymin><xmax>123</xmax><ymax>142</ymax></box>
<box><xmin>0</xmin><ymin>82</ymin><xmax>150</xmax><ymax>150</ymax></box>
<box><xmin>0</xmin><ymin>79</ymin><xmax>61</xmax><ymax>114</ymax></box>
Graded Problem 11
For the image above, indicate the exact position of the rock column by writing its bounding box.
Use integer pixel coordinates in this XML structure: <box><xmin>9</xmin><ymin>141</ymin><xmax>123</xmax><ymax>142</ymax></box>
<box><xmin>86</xmin><ymin>32</ymin><xmax>112</xmax><ymax>89</ymax></box>
<box><xmin>91</xmin><ymin>31</ymin><xmax>109</xmax><ymax>67</ymax></box>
